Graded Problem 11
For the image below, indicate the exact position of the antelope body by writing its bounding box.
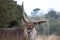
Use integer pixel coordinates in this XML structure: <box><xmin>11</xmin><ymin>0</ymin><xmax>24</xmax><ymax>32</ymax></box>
<box><xmin>0</xmin><ymin>28</ymin><xmax>26</xmax><ymax>40</ymax></box>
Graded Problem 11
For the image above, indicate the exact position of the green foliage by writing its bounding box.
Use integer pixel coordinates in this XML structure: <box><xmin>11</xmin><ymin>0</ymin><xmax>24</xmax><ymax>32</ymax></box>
<box><xmin>36</xmin><ymin>9</ymin><xmax>60</xmax><ymax>35</ymax></box>
<box><xmin>0</xmin><ymin>0</ymin><xmax>24</xmax><ymax>29</ymax></box>
<box><xmin>31</xmin><ymin>8</ymin><xmax>40</xmax><ymax>16</ymax></box>
<box><xmin>45</xmin><ymin>10</ymin><xmax>56</xmax><ymax>19</ymax></box>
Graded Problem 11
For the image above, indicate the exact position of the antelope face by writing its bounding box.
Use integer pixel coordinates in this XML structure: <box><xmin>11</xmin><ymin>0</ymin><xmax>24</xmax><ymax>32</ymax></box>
<box><xmin>25</xmin><ymin>22</ymin><xmax>34</xmax><ymax>30</ymax></box>
<box><xmin>23</xmin><ymin>21</ymin><xmax>35</xmax><ymax>35</ymax></box>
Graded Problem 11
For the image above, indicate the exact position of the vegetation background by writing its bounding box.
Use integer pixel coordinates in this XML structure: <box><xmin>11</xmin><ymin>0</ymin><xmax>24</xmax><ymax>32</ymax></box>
<box><xmin>0</xmin><ymin>0</ymin><xmax>24</xmax><ymax>29</ymax></box>
<box><xmin>0</xmin><ymin>0</ymin><xmax>60</xmax><ymax>36</ymax></box>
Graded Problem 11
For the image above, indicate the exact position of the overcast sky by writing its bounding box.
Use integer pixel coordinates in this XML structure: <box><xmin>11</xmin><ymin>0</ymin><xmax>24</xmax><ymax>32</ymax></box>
<box><xmin>14</xmin><ymin>0</ymin><xmax>60</xmax><ymax>16</ymax></box>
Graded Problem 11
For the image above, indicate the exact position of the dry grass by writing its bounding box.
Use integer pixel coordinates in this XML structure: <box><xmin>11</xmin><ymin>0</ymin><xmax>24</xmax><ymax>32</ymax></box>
<box><xmin>36</xmin><ymin>34</ymin><xmax>60</xmax><ymax>40</ymax></box>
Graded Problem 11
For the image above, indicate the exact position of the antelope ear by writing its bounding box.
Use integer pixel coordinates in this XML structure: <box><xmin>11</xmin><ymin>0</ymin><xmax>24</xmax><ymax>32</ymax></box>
<box><xmin>38</xmin><ymin>21</ymin><xmax>46</xmax><ymax>24</ymax></box>
<box><xmin>33</xmin><ymin>21</ymin><xmax>46</xmax><ymax>25</ymax></box>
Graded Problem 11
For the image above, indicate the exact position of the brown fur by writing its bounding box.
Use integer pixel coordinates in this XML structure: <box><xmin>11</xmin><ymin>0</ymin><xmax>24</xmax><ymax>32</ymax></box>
<box><xmin>0</xmin><ymin>28</ymin><xmax>26</xmax><ymax>40</ymax></box>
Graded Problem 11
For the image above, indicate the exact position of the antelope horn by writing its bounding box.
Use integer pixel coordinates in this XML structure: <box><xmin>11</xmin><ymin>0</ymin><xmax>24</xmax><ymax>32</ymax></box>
<box><xmin>22</xmin><ymin>2</ymin><xmax>29</xmax><ymax>23</ymax></box>
<box><xmin>22</xmin><ymin>2</ymin><xmax>47</xmax><ymax>24</ymax></box>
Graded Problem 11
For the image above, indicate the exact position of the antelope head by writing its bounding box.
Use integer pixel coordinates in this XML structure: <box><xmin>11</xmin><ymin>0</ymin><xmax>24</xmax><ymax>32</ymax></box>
<box><xmin>22</xmin><ymin>2</ymin><xmax>47</xmax><ymax>37</ymax></box>
<box><xmin>22</xmin><ymin>12</ymin><xmax>47</xmax><ymax>35</ymax></box>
